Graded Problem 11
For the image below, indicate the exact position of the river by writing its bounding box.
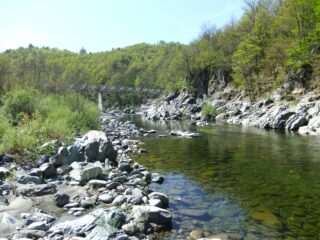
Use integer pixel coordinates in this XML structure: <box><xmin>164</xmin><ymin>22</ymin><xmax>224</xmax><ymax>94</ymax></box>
<box><xmin>125</xmin><ymin>115</ymin><xmax>320</xmax><ymax>239</ymax></box>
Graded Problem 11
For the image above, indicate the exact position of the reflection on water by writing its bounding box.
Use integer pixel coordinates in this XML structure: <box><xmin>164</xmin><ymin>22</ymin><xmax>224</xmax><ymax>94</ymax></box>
<box><xmin>126</xmin><ymin>116</ymin><xmax>320</xmax><ymax>239</ymax></box>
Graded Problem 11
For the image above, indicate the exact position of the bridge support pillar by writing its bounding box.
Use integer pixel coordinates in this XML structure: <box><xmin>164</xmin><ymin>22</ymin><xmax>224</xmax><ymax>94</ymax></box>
<box><xmin>98</xmin><ymin>91</ymin><xmax>104</xmax><ymax>112</ymax></box>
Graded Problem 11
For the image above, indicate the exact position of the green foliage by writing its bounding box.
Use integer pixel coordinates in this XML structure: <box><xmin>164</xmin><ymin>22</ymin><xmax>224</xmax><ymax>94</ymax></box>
<box><xmin>0</xmin><ymin>0</ymin><xmax>320</xmax><ymax>99</ymax></box>
<box><xmin>201</xmin><ymin>103</ymin><xmax>223</xmax><ymax>119</ymax></box>
<box><xmin>3</xmin><ymin>89</ymin><xmax>39</xmax><ymax>123</ymax></box>
<box><xmin>0</xmin><ymin>89</ymin><xmax>99</xmax><ymax>158</ymax></box>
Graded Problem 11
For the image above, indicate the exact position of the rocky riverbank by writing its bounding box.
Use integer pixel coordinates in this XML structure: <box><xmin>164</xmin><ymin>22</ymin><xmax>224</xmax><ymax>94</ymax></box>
<box><xmin>140</xmin><ymin>86</ymin><xmax>320</xmax><ymax>136</ymax></box>
<box><xmin>0</xmin><ymin>116</ymin><xmax>172</xmax><ymax>240</ymax></box>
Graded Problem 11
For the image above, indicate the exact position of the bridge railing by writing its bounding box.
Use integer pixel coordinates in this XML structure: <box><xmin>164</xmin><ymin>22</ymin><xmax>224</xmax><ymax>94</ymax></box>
<box><xmin>43</xmin><ymin>83</ymin><xmax>163</xmax><ymax>95</ymax></box>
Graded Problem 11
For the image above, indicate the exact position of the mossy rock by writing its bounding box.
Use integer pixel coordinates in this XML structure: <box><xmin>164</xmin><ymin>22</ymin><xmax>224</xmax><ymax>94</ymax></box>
<box><xmin>251</xmin><ymin>210</ymin><xmax>281</xmax><ymax>228</ymax></box>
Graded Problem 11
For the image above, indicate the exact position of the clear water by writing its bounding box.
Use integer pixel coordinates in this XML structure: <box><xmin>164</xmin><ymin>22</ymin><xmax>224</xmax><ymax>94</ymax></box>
<box><xmin>127</xmin><ymin>116</ymin><xmax>320</xmax><ymax>240</ymax></box>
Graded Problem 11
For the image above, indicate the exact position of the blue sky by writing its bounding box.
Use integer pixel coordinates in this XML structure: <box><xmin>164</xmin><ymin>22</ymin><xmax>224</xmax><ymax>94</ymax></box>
<box><xmin>0</xmin><ymin>0</ymin><xmax>244</xmax><ymax>53</ymax></box>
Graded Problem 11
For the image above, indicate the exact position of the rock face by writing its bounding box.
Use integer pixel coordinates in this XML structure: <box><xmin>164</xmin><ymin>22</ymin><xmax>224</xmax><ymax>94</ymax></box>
<box><xmin>141</xmin><ymin>88</ymin><xmax>320</xmax><ymax>136</ymax></box>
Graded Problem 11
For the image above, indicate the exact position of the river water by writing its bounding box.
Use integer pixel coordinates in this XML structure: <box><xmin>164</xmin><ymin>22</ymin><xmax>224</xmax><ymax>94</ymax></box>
<box><xmin>126</xmin><ymin>116</ymin><xmax>320</xmax><ymax>239</ymax></box>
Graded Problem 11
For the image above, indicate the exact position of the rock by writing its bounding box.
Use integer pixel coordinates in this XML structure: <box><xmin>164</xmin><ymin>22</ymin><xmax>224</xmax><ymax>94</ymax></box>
<box><xmin>112</xmin><ymin>195</ymin><xmax>127</xmax><ymax>206</ymax></box>
<box><xmin>271</xmin><ymin>111</ymin><xmax>295</xmax><ymax>129</ymax></box>
<box><xmin>27</xmin><ymin>221</ymin><xmax>50</xmax><ymax>231</ymax></box>
<box><xmin>148</xmin><ymin>199</ymin><xmax>162</xmax><ymax>208</ymax></box>
<box><xmin>17</xmin><ymin>184</ymin><xmax>57</xmax><ymax>196</ymax></box>
<box><xmin>69</xmin><ymin>164</ymin><xmax>103</xmax><ymax>182</ymax></box>
<box><xmin>0</xmin><ymin>167</ymin><xmax>9</xmax><ymax>180</ymax></box>
<box><xmin>80</xmin><ymin>197</ymin><xmax>96</xmax><ymax>208</ymax></box>
<box><xmin>106</xmin><ymin>181</ymin><xmax>120</xmax><ymax>190</ymax></box>
<box><xmin>54</xmin><ymin>193</ymin><xmax>70</xmax><ymax>207</ymax></box>
<box><xmin>17</xmin><ymin>175</ymin><xmax>42</xmax><ymax>184</ymax></box>
<box><xmin>148</xmin><ymin>192</ymin><xmax>169</xmax><ymax>208</ymax></box>
<box><xmin>105</xmin><ymin>210</ymin><xmax>126</xmax><ymax>229</ymax></box>
<box><xmin>151</xmin><ymin>173</ymin><xmax>164</xmax><ymax>184</ymax></box>
<box><xmin>118</xmin><ymin>162</ymin><xmax>133</xmax><ymax>173</ymax></box>
<box><xmin>178</xmin><ymin>208</ymin><xmax>212</xmax><ymax>220</ymax></box>
<box><xmin>39</xmin><ymin>163</ymin><xmax>57</xmax><ymax>178</ymax></box>
<box><xmin>56</xmin><ymin>164</ymin><xmax>71</xmax><ymax>175</ymax></box>
<box><xmin>2</xmin><ymin>212</ymin><xmax>17</xmax><ymax>224</ymax></box>
<box><xmin>36</xmin><ymin>154</ymin><xmax>50</xmax><ymax>166</ymax></box>
<box><xmin>98</xmin><ymin>194</ymin><xmax>114</xmax><ymax>204</ymax></box>
<box><xmin>251</xmin><ymin>210</ymin><xmax>281</xmax><ymax>227</ymax></box>
<box><xmin>132</xmin><ymin>205</ymin><xmax>172</xmax><ymax>229</ymax></box>
<box><xmin>24</xmin><ymin>212</ymin><xmax>55</xmax><ymax>225</ymax></box>
<box><xmin>138</xmin><ymin>149</ymin><xmax>147</xmax><ymax>154</ymax></box>
<box><xmin>0</xmin><ymin>196</ymin><xmax>8</xmax><ymax>206</ymax></box>
<box><xmin>169</xmin><ymin>130</ymin><xmax>200</xmax><ymax>138</ymax></box>
<box><xmin>54</xmin><ymin>146</ymin><xmax>70</xmax><ymax>166</ymax></box>
<box><xmin>285</xmin><ymin>114</ymin><xmax>308</xmax><ymax>130</ymax></box>
<box><xmin>298</xmin><ymin>116</ymin><xmax>320</xmax><ymax>135</ymax></box>
<box><xmin>88</xmin><ymin>179</ymin><xmax>108</xmax><ymax>188</ymax></box>
<box><xmin>18</xmin><ymin>229</ymin><xmax>46</xmax><ymax>239</ymax></box>
<box><xmin>79</xmin><ymin>130</ymin><xmax>117</xmax><ymax>163</ymax></box>
<box><xmin>1</xmin><ymin>154</ymin><xmax>15</xmax><ymax>164</ymax></box>
<box><xmin>189</xmin><ymin>229</ymin><xmax>205</xmax><ymax>239</ymax></box>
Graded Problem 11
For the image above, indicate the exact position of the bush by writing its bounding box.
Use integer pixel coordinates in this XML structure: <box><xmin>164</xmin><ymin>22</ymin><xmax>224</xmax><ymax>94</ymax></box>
<box><xmin>201</xmin><ymin>103</ymin><xmax>216</xmax><ymax>119</ymax></box>
<box><xmin>0</xmin><ymin>89</ymin><xmax>100</xmax><ymax>159</ymax></box>
<box><xmin>3</xmin><ymin>89</ymin><xmax>39</xmax><ymax>123</ymax></box>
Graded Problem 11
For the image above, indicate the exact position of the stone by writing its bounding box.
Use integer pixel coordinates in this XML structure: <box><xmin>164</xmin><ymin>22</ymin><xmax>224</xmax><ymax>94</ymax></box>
<box><xmin>54</xmin><ymin>193</ymin><xmax>70</xmax><ymax>207</ymax></box>
<box><xmin>189</xmin><ymin>229</ymin><xmax>205</xmax><ymax>239</ymax></box>
<box><xmin>151</xmin><ymin>173</ymin><xmax>164</xmax><ymax>184</ymax></box>
<box><xmin>285</xmin><ymin>114</ymin><xmax>308</xmax><ymax>130</ymax></box>
<box><xmin>24</xmin><ymin>212</ymin><xmax>55</xmax><ymax>225</ymax></box>
<box><xmin>54</xmin><ymin>146</ymin><xmax>70</xmax><ymax>166</ymax></box>
<box><xmin>17</xmin><ymin>175</ymin><xmax>42</xmax><ymax>184</ymax></box>
<box><xmin>18</xmin><ymin>229</ymin><xmax>46</xmax><ymax>239</ymax></box>
<box><xmin>78</xmin><ymin>130</ymin><xmax>117</xmax><ymax>163</ymax></box>
<box><xmin>2</xmin><ymin>212</ymin><xmax>17</xmax><ymax>224</ymax></box>
<box><xmin>36</xmin><ymin>154</ymin><xmax>50</xmax><ymax>166</ymax></box>
<box><xmin>148</xmin><ymin>199</ymin><xmax>162</xmax><ymax>208</ymax></box>
<box><xmin>17</xmin><ymin>184</ymin><xmax>57</xmax><ymax>196</ymax></box>
<box><xmin>0</xmin><ymin>196</ymin><xmax>8</xmax><ymax>206</ymax></box>
<box><xmin>98</xmin><ymin>194</ymin><xmax>114</xmax><ymax>204</ymax></box>
<box><xmin>112</xmin><ymin>195</ymin><xmax>127</xmax><ymax>206</ymax></box>
<box><xmin>70</xmin><ymin>164</ymin><xmax>103</xmax><ymax>182</ymax></box>
<box><xmin>118</xmin><ymin>162</ymin><xmax>133</xmax><ymax>173</ymax></box>
<box><xmin>88</xmin><ymin>179</ymin><xmax>108</xmax><ymax>188</ymax></box>
<box><xmin>39</xmin><ymin>163</ymin><xmax>57</xmax><ymax>178</ymax></box>
<box><xmin>132</xmin><ymin>205</ymin><xmax>172</xmax><ymax>229</ymax></box>
<box><xmin>148</xmin><ymin>192</ymin><xmax>169</xmax><ymax>208</ymax></box>
<box><xmin>251</xmin><ymin>211</ymin><xmax>281</xmax><ymax>227</ymax></box>
<box><xmin>27</xmin><ymin>221</ymin><xmax>50</xmax><ymax>231</ymax></box>
<box><xmin>106</xmin><ymin>181</ymin><xmax>120</xmax><ymax>190</ymax></box>
<box><xmin>169</xmin><ymin>130</ymin><xmax>200</xmax><ymax>138</ymax></box>
<box><xmin>80</xmin><ymin>197</ymin><xmax>96</xmax><ymax>208</ymax></box>
<box><xmin>0</xmin><ymin>167</ymin><xmax>9</xmax><ymax>180</ymax></box>
<box><xmin>56</xmin><ymin>165</ymin><xmax>71</xmax><ymax>175</ymax></box>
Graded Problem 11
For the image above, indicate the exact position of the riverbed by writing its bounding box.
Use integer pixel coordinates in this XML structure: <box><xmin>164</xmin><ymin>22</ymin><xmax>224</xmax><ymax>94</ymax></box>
<box><xmin>127</xmin><ymin>115</ymin><xmax>320</xmax><ymax>239</ymax></box>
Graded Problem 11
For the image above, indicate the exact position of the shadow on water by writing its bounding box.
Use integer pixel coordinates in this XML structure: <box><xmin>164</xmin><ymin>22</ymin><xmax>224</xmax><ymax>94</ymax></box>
<box><xmin>124</xmin><ymin>115</ymin><xmax>320</xmax><ymax>239</ymax></box>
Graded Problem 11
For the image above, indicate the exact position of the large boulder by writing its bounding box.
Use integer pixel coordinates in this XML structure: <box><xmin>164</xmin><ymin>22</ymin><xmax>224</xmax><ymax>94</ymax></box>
<box><xmin>77</xmin><ymin>131</ymin><xmax>117</xmax><ymax>163</ymax></box>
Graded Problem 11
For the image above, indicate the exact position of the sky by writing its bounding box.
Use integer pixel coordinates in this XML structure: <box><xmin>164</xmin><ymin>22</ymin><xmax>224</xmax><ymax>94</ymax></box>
<box><xmin>0</xmin><ymin>0</ymin><xmax>244</xmax><ymax>53</ymax></box>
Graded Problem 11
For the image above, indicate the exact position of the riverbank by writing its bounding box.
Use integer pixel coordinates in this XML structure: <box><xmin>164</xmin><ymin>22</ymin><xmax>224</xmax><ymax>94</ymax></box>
<box><xmin>140</xmin><ymin>86</ymin><xmax>320</xmax><ymax>136</ymax></box>
<box><xmin>0</xmin><ymin>116</ymin><xmax>172</xmax><ymax>240</ymax></box>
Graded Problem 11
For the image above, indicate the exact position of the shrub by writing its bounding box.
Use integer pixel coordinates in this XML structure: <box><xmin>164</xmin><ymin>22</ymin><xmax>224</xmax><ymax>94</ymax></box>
<box><xmin>3</xmin><ymin>89</ymin><xmax>39</xmax><ymax>123</ymax></box>
<box><xmin>0</xmin><ymin>89</ymin><xmax>100</xmax><ymax>159</ymax></box>
<box><xmin>201</xmin><ymin>103</ymin><xmax>216</xmax><ymax>119</ymax></box>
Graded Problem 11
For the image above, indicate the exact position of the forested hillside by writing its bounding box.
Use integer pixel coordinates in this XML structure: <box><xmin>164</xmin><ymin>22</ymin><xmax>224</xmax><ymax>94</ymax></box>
<box><xmin>0</xmin><ymin>0</ymin><xmax>319</xmax><ymax>99</ymax></box>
